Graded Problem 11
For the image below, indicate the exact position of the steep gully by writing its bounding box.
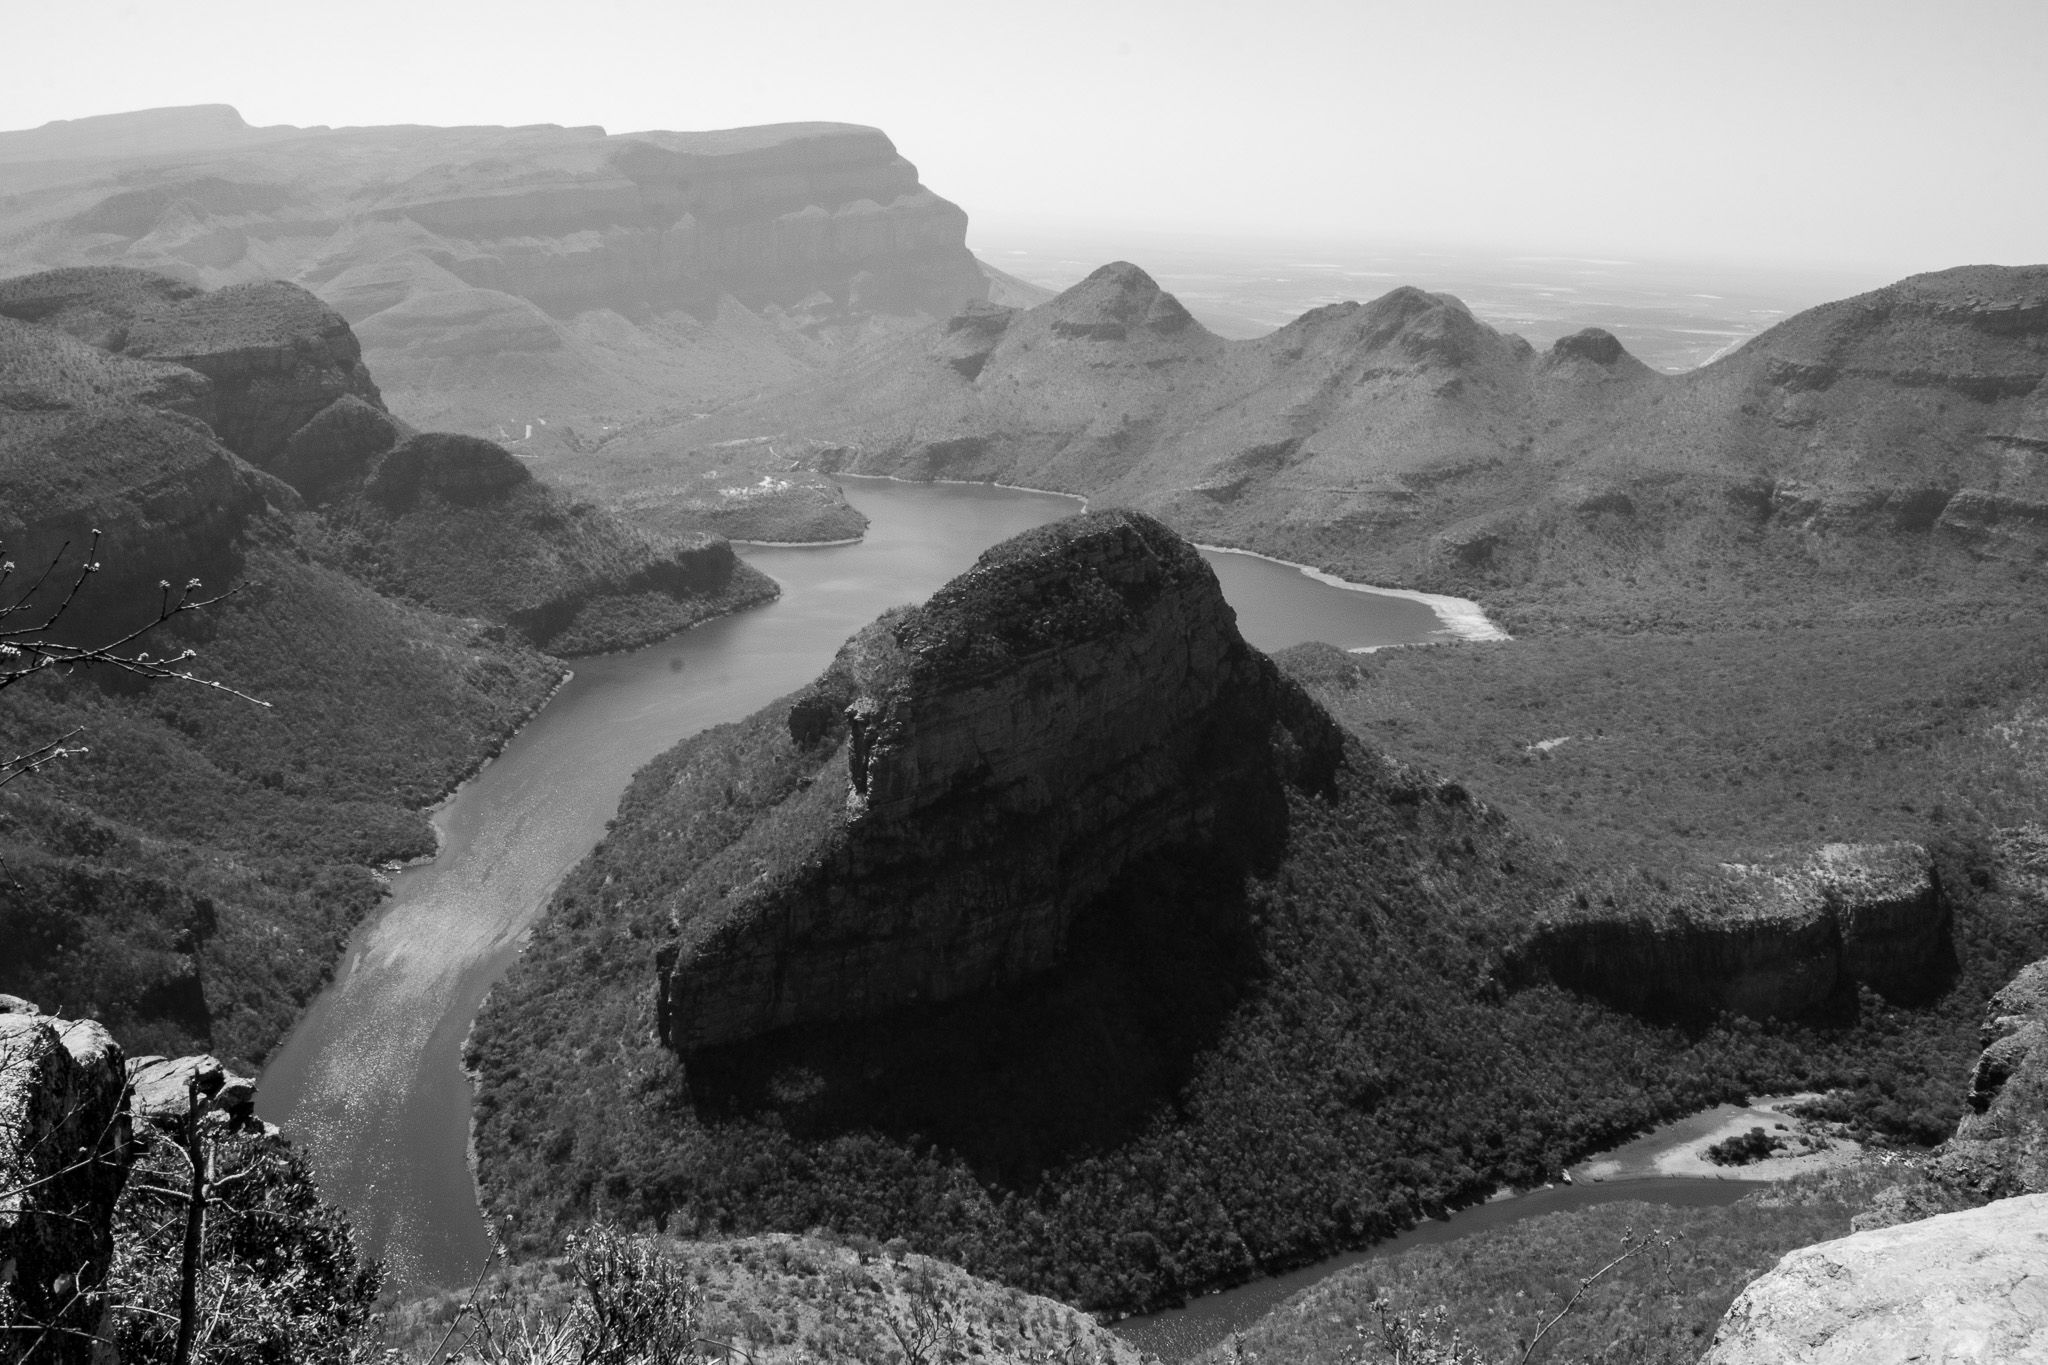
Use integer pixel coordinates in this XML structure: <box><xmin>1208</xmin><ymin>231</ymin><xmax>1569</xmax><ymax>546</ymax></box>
<box><xmin>256</xmin><ymin>477</ymin><xmax>1711</xmax><ymax>1316</ymax></box>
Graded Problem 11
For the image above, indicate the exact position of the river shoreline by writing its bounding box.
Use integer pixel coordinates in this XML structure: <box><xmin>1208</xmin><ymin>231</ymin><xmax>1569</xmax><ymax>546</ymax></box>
<box><xmin>777</xmin><ymin>472</ymin><xmax>1509</xmax><ymax>646</ymax></box>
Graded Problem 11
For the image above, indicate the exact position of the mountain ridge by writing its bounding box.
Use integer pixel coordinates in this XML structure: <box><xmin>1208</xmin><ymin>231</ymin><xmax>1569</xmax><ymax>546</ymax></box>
<box><xmin>611</xmin><ymin>259</ymin><xmax>2048</xmax><ymax>628</ymax></box>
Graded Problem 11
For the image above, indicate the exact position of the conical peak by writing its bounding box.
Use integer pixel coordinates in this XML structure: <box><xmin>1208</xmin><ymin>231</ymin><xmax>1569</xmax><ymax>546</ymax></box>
<box><xmin>1348</xmin><ymin>285</ymin><xmax>1494</xmax><ymax>367</ymax></box>
<box><xmin>1044</xmin><ymin>261</ymin><xmax>1198</xmax><ymax>340</ymax></box>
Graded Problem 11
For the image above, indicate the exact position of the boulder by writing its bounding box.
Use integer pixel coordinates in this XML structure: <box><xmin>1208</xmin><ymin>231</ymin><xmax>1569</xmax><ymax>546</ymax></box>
<box><xmin>1702</xmin><ymin>1193</ymin><xmax>2048</xmax><ymax>1364</ymax></box>
<box><xmin>124</xmin><ymin>1054</ymin><xmax>263</xmax><ymax>1140</ymax></box>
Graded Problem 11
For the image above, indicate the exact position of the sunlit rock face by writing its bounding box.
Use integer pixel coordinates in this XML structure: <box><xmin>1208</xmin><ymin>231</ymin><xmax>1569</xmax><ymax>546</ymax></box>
<box><xmin>0</xmin><ymin>1001</ymin><xmax>130</xmax><ymax>1365</ymax></box>
<box><xmin>655</xmin><ymin>509</ymin><xmax>1344</xmax><ymax>1052</ymax></box>
<box><xmin>1702</xmin><ymin>1193</ymin><xmax>2048</xmax><ymax>1365</ymax></box>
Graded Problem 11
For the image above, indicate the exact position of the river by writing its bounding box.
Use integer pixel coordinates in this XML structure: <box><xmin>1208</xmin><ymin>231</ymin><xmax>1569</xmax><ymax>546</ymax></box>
<box><xmin>259</xmin><ymin>476</ymin><xmax>1475</xmax><ymax>1294</ymax></box>
<box><xmin>259</xmin><ymin>473</ymin><xmax>1779</xmax><ymax>1360</ymax></box>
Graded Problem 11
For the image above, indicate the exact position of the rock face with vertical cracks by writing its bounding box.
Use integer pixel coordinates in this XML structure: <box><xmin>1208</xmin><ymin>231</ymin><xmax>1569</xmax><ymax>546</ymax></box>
<box><xmin>0</xmin><ymin>1000</ymin><xmax>130</xmax><ymax>1365</ymax></box>
<box><xmin>1508</xmin><ymin>843</ymin><xmax>1950</xmax><ymax>1021</ymax></box>
<box><xmin>656</xmin><ymin>509</ymin><xmax>1343</xmax><ymax>1053</ymax></box>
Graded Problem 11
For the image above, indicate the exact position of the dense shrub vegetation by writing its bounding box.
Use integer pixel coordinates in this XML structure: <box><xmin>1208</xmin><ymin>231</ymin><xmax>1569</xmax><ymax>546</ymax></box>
<box><xmin>110</xmin><ymin>1124</ymin><xmax>380</xmax><ymax>1365</ymax></box>
<box><xmin>0</xmin><ymin>544</ymin><xmax>560</xmax><ymax>1065</ymax></box>
<box><xmin>1301</xmin><ymin>615</ymin><xmax>2048</xmax><ymax>1142</ymax></box>
<box><xmin>1309</xmin><ymin>615</ymin><xmax>2048</xmax><ymax>866</ymax></box>
<box><xmin>314</xmin><ymin>434</ymin><xmax>780</xmax><ymax>657</ymax></box>
<box><xmin>471</xmin><ymin>619</ymin><xmax>2048</xmax><ymax>1316</ymax></box>
<box><xmin>1703</xmin><ymin>1128</ymin><xmax>1783</xmax><ymax>1167</ymax></box>
<box><xmin>386</xmin><ymin>1226</ymin><xmax>1137</xmax><ymax>1365</ymax></box>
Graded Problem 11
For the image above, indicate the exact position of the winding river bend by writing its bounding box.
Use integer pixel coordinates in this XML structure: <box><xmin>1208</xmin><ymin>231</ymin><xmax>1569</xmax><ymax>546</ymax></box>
<box><xmin>259</xmin><ymin>476</ymin><xmax>1686</xmax><ymax>1335</ymax></box>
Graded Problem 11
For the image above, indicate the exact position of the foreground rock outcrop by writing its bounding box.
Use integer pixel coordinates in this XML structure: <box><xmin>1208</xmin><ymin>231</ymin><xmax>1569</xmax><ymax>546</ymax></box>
<box><xmin>656</xmin><ymin>508</ymin><xmax>1341</xmax><ymax>1051</ymax></box>
<box><xmin>1509</xmin><ymin>842</ymin><xmax>1951</xmax><ymax>1022</ymax></box>
<box><xmin>1702</xmin><ymin>1193</ymin><xmax>2048</xmax><ymax>1364</ymax></box>
<box><xmin>0</xmin><ymin>999</ymin><xmax>130</xmax><ymax>1365</ymax></box>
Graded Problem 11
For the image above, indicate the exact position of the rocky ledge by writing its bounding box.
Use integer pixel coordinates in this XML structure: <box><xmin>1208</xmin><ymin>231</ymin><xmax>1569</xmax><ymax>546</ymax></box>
<box><xmin>1702</xmin><ymin>1192</ymin><xmax>2048</xmax><ymax>1364</ymax></box>
<box><xmin>1507</xmin><ymin>842</ymin><xmax>1949</xmax><ymax>1021</ymax></box>
<box><xmin>656</xmin><ymin>508</ymin><xmax>1341</xmax><ymax>1052</ymax></box>
<box><xmin>0</xmin><ymin>998</ymin><xmax>129</xmax><ymax>1364</ymax></box>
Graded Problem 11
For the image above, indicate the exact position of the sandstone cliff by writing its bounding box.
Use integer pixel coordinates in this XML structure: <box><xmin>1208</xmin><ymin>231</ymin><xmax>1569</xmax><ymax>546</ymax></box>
<box><xmin>1701</xmin><ymin>1193</ymin><xmax>2048</xmax><ymax>1364</ymax></box>
<box><xmin>1856</xmin><ymin>947</ymin><xmax>2048</xmax><ymax>1228</ymax></box>
<box><xmin>0</xmin><ymin>266</ymin><xmax>775</xmax><ymax>656</ymax></box>
<box><xmin>653</xmin><ymin>508</ymin><xmax>1342</xmax><ymax>1051</ymax></box>
<box><xmin>1947</xmin><ymin>955</ymin><xmax>2048</xmax><ymax>1198</ymax></box>
<box><xmin>1507</xmin><ymin>843</ymin><xmax>1951</xmax><ymax>1022</ymax></box>
<box><xmin>0</xmin><ymin>105</ymin><xmax>989</xmax><ymax>448</ymax></box>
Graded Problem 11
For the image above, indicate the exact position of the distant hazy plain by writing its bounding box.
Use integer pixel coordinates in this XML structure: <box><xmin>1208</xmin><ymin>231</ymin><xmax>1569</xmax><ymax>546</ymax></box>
<box><xmin>974</xmin><ymin>235</ymin><xmax>1893</xmax><ymax>373</ymax></box>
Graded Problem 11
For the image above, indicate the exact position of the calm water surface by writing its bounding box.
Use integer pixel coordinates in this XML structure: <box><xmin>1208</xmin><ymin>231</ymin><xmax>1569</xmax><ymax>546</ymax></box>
<box><xmin>260</xmin><ymin>478</ymin><xmax>1455</xmax><ymax>1293</ymax></box>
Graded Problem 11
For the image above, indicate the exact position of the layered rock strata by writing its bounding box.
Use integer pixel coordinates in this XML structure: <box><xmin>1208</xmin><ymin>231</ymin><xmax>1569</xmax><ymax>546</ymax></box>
<box><xmin>1701</xmin><ymin>1193</ymin><xmax>2048</xmax><ymax>1364</ymax></box>
<box><xmin>656</xmin><ymin>509</ymin><xmax>1342</xmax><ymax>1052</ymax></box>
<box><xmin>0</xmin><ymin>266</ymin><xmax>773</xmax><ymax>655</ymax></box>
<box><xmin>0</xmin><ymin>106</ymin><xmax>990</xmax><ymax>440</ymax></box>
<box><xmin>0</xmin><ymin>998</ymin><xmax>130</xmax><ymax>1365</ymax></box>
<box><xmin>1509</xmin><ymin>843</ymin><xmax>1949</xmax><ymax>1021</ymax></box>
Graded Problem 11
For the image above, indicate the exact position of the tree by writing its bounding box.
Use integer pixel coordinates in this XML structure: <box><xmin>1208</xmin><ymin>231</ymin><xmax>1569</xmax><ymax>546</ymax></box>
<box><xmin>1</xmin><ymin>529</ymin><xmax>264</xmax><ymax>788</ymax></box>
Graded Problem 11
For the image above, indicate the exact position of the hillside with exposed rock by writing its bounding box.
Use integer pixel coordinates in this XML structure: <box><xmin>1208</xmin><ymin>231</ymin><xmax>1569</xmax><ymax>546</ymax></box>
<box><xmin>0</xmin><ymin>265</ymin><xmax>770</xmax><ymax>1068</ymax></box>
<box><xmin>0</xmin><ymin>105</ymin><xmax>989</xmax><ymax>451</ymax></box>
<box><xmin>465</xmin><ymin>511</ymin><xmax>2047</xmax><ymax>1318</ymax></box>
<box><xmin>631</xmin><ymin>261</ymin><xmax>2048</xmax><ymax>625</ymax></box>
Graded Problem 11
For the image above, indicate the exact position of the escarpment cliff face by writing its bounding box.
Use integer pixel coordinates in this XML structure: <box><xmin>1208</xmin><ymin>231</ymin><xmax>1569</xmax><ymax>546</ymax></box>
<box><xmin>0</xmin><ymin>266</ymin><xmax>383</xmax><ymax>466</ymax></box>
<box><xmin>0</xmin><ymin>105</ymin><xmax>989</xmax><ymax>442</ymax></box>
<box><xmin>1858</xmin><ymin>951</ymin><xmax>2048</xmax><ymax>1229</ymax></box>
<box><xmin>1948</xmin><ymin>955</ymin><xmax>2048</xmax><ymax>1198</ymax></box>
<box><xmin>655</xmin><ymin>509</ymin><xmax>1341</xmax><ymax>1052</ymax></box>
<box><xmin>0</xmin><ymin>265</ymin><xmax>774</xmax><ymax>656</ymax></box>
<box><xmin>0</xmin><ymin>267</ymin><xmax>572</xmax><ymax>1067</ymax></box>
<box><xmin>1509</xmin><ymin>843</ymin><xmax>1951</xmax><ymax>1022</ymax></box>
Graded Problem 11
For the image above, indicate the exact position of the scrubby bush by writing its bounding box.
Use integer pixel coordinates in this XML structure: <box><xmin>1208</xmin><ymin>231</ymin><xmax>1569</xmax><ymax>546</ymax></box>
<box><xmin>1703</xmin><ymin>1128</ymin><xmax>1782</xmax><ymax>1167</ymax></box>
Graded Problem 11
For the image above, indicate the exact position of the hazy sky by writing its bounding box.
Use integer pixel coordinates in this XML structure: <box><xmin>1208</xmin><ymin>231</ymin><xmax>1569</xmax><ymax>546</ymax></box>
<box><xmin>5</xmin><ymin>0</ymin><xmax>2041</xmax><ymax>274</ymax></box>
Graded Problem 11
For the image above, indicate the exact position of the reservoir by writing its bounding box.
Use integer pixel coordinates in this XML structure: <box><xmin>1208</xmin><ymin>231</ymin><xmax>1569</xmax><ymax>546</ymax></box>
<box><xmin>258</xmin><ymin>477</ymin><xmax>1482</xmax><ymax>1293</ymax></box>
